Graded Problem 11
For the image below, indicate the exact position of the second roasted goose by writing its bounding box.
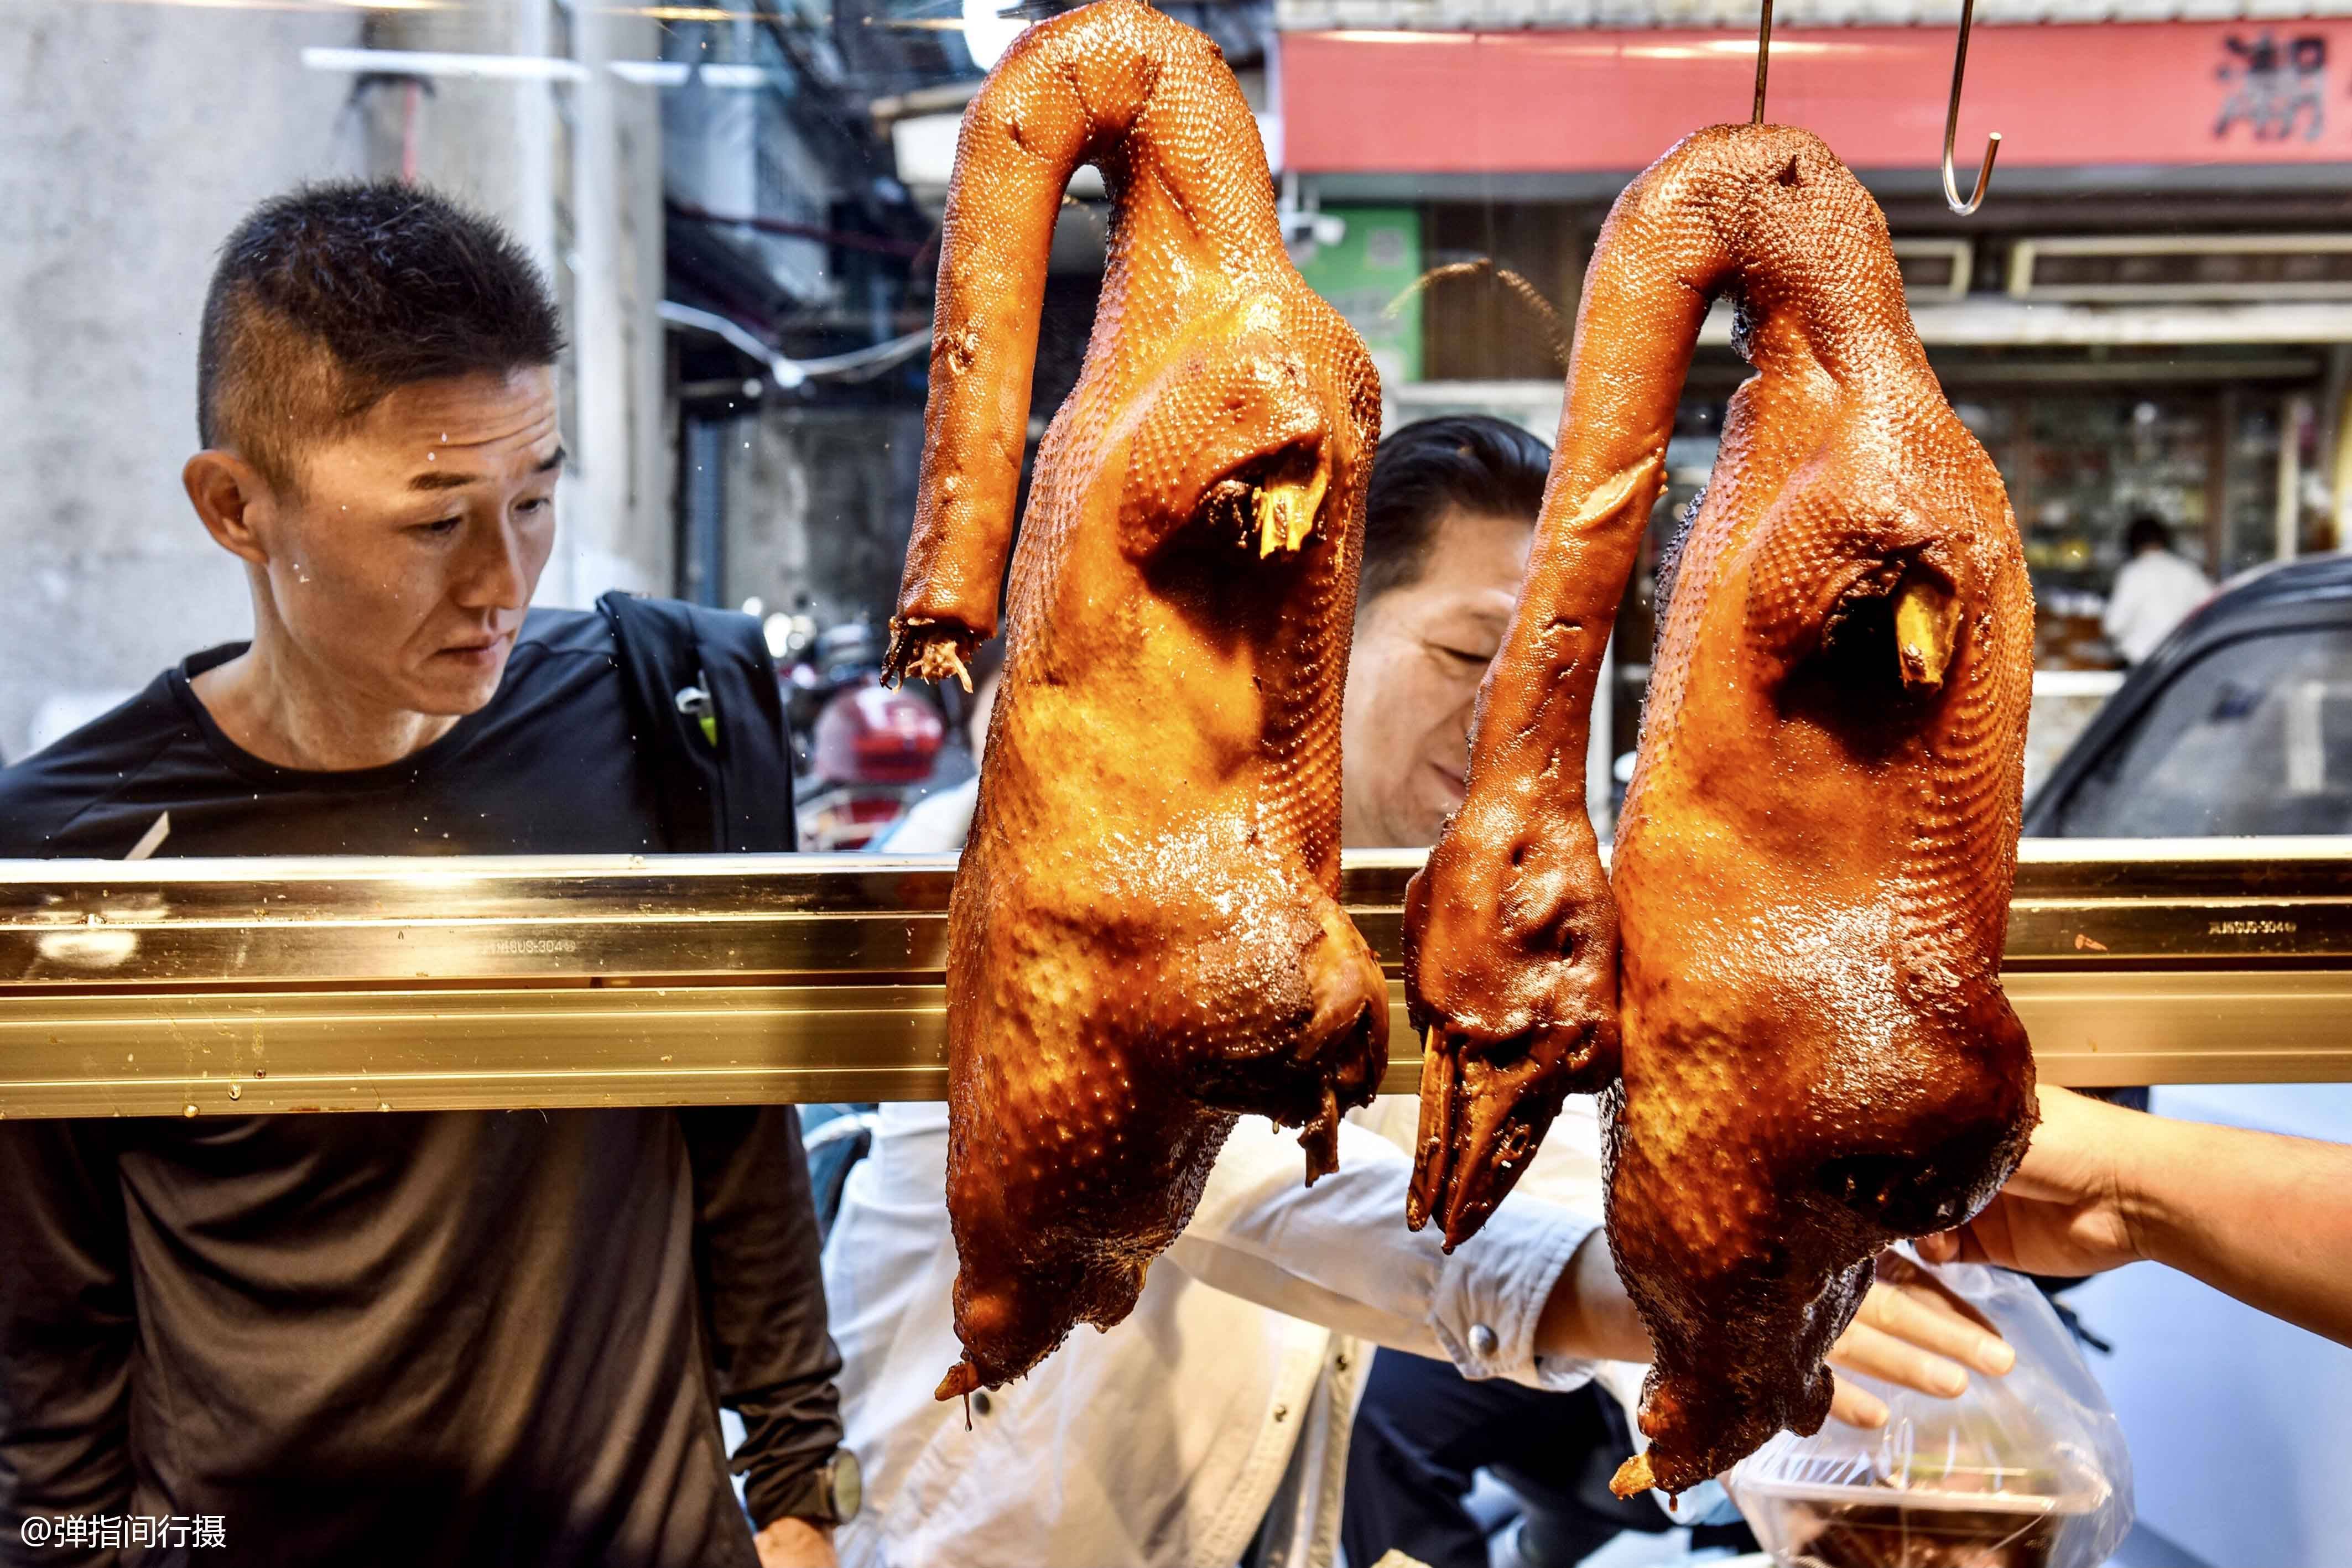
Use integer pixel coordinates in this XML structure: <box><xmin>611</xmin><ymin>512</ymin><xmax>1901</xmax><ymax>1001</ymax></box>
<box><xmin>886</xmin><ymin>0</ymin><xmax>1387</xmax><ymax>1400</ymax></box>
<box><xmin>1403</xmin><ymin>124</ymin><xmax>2037</xmax><ymax>1493</ymax></box>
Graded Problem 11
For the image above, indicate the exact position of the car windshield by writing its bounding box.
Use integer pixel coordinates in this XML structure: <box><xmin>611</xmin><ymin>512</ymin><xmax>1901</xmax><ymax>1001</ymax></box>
<box><xmin>2049</xmin><ymin>623</ymin><xmax>2352</xmax><ymax>837</ymax></box>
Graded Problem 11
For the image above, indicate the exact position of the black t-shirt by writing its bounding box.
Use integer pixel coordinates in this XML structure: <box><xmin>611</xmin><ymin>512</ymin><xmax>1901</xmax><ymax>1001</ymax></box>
<box><xmin>2</xmin><ymin>608</ymin><xmax>663</xmax><ymax>858</ymax></box>
<box><xmin>0</xmin><ymin>608</ymin><xmax>839</xmax><ymax>1568</ymax></box>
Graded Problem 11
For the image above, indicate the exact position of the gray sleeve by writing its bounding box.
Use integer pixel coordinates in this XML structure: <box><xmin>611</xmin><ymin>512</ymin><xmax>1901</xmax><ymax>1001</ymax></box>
<box><xmin>678</xmin><ymin>1106</ymin><xmax>846</xmax><ymax>1529</ymax></box>
<box><xmin>0</xmin><ymin>1120</ymin><xmax>134</xmax><ymax>1566</ymax></box>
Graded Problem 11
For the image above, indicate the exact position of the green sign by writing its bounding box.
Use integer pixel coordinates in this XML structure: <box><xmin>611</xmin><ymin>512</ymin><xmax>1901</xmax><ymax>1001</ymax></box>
<box><xmin>1297</xmin><ymin>206</ymin><xmax>1422</xmax><ymax>387</ymax></box>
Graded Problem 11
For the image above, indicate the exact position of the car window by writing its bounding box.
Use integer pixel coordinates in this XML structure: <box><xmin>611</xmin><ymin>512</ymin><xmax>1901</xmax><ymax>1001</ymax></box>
<box><xmin>2053</xmin><ymin>626</ymin><xmax>2352</xmax><ymax>837</ymax></box>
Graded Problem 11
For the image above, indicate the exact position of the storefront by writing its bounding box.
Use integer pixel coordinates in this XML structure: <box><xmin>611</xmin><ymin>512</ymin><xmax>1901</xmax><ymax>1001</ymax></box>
<box><xmin>6</xmin><ymin>0</ymin><xmax>2352</xmax><ymax>1564</ymax></box>
<box><xmin>1274</xmin><ymin>8</ymin><xmax>2352</xmax><ymax>796</ymax></box>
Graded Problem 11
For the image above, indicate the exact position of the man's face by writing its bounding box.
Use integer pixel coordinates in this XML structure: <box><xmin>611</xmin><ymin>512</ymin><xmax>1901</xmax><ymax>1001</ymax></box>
<box><xmin>253</xmin><ymin>367</ymin><xmax>561</xmax><ymax>718</ymax></box>
<box><xmin>1341</xmin><ymin>507</ymin><xmax>1534</xmax><ymax>848</ymax></box>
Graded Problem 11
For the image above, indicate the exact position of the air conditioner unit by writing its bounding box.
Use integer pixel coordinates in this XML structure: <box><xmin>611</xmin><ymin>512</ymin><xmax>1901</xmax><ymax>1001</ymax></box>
<box><xmin>1891</xmin><ymin>239</ymin><xmax>1973</xmax><ymax>303</ymax></box>
<box><xmin>2008</xmin><ymin>235</ymin><xmax>2352</xmax><ymax>303</ymax></box>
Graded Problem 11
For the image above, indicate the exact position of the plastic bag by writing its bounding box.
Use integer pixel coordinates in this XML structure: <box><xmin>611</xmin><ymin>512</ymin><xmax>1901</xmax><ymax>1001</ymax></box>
<box><xmin>1726</xmin><ymin>1256</ymin><xmax>2133</xmax><ymax>1568</ymax></box>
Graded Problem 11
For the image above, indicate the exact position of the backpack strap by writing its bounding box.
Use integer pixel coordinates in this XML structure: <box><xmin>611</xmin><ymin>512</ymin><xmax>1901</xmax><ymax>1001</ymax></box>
<box><xmin>597</xmin><ymin>591</ymin><xmax>798</xmax><ymax>853</ymax></box>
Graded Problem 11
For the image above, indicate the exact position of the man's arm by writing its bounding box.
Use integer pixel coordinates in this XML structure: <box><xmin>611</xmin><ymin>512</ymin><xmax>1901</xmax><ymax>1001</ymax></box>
<box><xmin>2099</xmin><ymin>562</ymin><xmax>2141</xmax><ymax>644</ymax></box>
<box><xmin>1923</xmin><ymin>1083</ymin><xmax>2352</xmax><ymax>1348</ymax></box>
<box><xmin>1169</xmin><ymin>1113</ymin><xmax>2010</xmax><ymax>1421</ymax></box>
<box><xmin>677</xmin><ymin>1108</ymin><xmax>846</xmax><ymax>1566</ymax></box>
<box><xmin>1170</xmin><ymin>1113</ymin><xmax>1595</xmax><ymax>1387</ymax></box>
<box><xmin>1536</xmin><ymin>1231</ymin><xmax>2015</xmax><ymax>1430</ymax></box>
<box><xmin>0</xmin><ymin>1121</ymin><xmax>136</xmax><ymax>1566</ymax></box>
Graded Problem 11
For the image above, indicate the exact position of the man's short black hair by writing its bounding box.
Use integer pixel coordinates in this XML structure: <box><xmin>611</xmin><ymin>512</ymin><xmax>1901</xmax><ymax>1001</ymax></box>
<box><xmin>1360</xmin><ymin>415</ymin><xmax>1553</xmax><ymax>607</ymax></box>
<box><xmin>2125</xmin><ymin>512</ymin><xmax>2175</xmax><ymax>557</ymax></box>
<box><xmin>197</xmin><ymin>180</ymin><xmax>564</xmax><ymax>491</ymax></box>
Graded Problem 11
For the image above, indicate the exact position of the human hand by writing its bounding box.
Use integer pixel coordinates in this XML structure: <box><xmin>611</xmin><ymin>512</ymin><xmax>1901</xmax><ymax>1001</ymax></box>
<box><xmin>1918</xmin><ymin>1084</ymin><xmax>2147</xmax><ymax>1281</ymax></box>
<box><xmin>754</xmin><ymin>1517</ymin><xmax>837</xmax><ymax>1568</ymax></box>
<box><xmin>1538</xmin><ymin>1235</ymin><xmax>2013</xmax><ymax>1429</ymax></box>
<box><xmin>1823</xmin><ymin>1251</ymin><xmax>2016</xmax><ymax>1429</ymax></box>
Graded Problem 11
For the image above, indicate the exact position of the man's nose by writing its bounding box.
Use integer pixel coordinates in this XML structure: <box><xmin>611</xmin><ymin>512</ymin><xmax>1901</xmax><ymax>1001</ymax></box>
<box><xmin>454</xmin><ymin>518</ymin><xmax>529</xmax><ymax>610</ymax></box>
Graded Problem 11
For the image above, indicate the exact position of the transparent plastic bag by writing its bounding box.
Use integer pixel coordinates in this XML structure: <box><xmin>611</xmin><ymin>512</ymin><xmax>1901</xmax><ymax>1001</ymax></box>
<box><xmin>1726</xmin><ymin>1256</ymin><xmax>2133</xmax><ymax>1568</ymax></box>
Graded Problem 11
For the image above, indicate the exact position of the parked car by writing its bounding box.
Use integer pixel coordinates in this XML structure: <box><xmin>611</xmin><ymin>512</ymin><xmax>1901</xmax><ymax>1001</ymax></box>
<box><xmin>2026</xmin><ymin>553</ymin><xmax>2352</xmax><ymax>838</ymax></box>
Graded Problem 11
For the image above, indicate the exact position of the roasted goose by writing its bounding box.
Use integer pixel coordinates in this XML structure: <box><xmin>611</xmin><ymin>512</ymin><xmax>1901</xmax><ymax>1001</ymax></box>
<box><xmin>1402</xmin><ymin>125</ymin><xmax>2037</xmax><ymax>1494</ymax></box>
<box><xmin>886</xmin><ymin>0</ymin><xmax>1387</xmax><ymax>1400</ymax></box>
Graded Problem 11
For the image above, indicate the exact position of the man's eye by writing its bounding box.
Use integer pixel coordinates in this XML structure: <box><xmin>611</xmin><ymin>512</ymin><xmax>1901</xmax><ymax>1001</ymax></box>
<box><xmin>417</xmin><ymin>517</ymin><xmax>462</xmax><ymax>537</ymax></box>
<box><xmin>517</xmin><ymin>496</ymin><xmax>551</xmax><ymax>515</ymax></box>
<box><xmin>1434</xmin><ymin>645</ymin><xmax>1492</xmax><ymax>667</ymax></box>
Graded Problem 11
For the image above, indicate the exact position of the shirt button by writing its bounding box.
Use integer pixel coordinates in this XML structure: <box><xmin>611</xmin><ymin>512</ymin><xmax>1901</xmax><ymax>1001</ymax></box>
<box><xmin>1469</xmin><ymin>1324</ymin><xmax>1500</xmax><ymax>1358</ymax></box>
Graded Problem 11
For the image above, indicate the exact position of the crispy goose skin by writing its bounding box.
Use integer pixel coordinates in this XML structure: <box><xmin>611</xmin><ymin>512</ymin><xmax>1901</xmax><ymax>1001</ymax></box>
<box><xmin>1402</xmin><ymin>126</ymin><xmax>2037</xmax><ymax>1493</ymax></box>
<box><xmin>886</xmin><ymin>0</ymin><xmax>1387</xmax><ymax>1401</ymax></box>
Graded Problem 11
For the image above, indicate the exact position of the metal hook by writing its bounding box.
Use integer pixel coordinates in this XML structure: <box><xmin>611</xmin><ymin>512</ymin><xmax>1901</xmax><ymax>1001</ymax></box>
<box><xmin>1751</xmin><ymin>0</ymin><xmax>1773</xmax><ymax>125</ymax></box>
<box><xmin>1942</xmin><ymin>0</ymin><xmax>2001</xmax><ymax>215</ymax></box>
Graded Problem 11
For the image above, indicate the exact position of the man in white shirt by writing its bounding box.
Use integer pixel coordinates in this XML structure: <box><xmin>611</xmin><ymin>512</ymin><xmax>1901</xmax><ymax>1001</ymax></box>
<box><xmin>828</xmin><ymin>418</ymin><xmax>2011</xmax><ymax>1568</ymax></box>
<box><xmin>2102</xmin><ymin>513</ymin><xmax>2213</xmax><ymax>665</ymax></box>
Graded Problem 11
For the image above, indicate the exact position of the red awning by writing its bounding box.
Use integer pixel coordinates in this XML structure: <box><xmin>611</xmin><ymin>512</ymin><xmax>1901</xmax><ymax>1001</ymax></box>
<box><xmin>1278</xmin><ymin>20</ymin><xmax>2352</xmax><ymax>174</ymax></box>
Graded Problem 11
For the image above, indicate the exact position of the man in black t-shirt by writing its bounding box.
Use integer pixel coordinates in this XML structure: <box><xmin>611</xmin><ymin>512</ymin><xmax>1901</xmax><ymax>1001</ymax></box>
<box><xmin>0</xmin><ymin>184</ymin><xmax>847</xmax><ymax>1567</ymax></box>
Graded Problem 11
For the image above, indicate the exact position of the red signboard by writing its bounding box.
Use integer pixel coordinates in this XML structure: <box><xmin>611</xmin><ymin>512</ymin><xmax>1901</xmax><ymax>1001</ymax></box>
<box><xmin>1279</xmin><ymin>20</ymin><xmax>2352</xmax><ymax>174</ymax></box>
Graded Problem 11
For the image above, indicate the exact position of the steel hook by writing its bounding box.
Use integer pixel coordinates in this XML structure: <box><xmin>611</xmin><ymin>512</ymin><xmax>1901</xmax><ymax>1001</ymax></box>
<box><xmin>1751</xmin><ymin>0</ymin><xmax>1773</xmax><ymax>125</ymax></box>
<box><xmin>1942</xmin><ymin>0</ymin><xmax>2001</xmax><ymax>215</ymax></box>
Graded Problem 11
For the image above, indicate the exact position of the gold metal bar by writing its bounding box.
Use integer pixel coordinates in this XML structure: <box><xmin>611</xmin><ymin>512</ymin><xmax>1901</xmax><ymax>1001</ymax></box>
<box><xmin>5</xmin><ymin>971</ymin><xmax>2346</xmax><ymax>1121</ymax></box>
<box><xmin>2</xmin><ymin>841</ymin><xmax>2348</xmax><ymax>1117</ymax></box>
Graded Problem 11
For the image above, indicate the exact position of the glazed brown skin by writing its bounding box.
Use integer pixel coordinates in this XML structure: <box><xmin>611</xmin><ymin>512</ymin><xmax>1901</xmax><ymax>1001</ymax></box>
<box><xmin>1402</xmin><ymin>126</ymin><xmax>2037</xmax><ymax>1494</ymax></box>
<box><xmin>886</xmin><ymin>0</ymin><xmax>1387</xmax><ymax>1400</ymax></box>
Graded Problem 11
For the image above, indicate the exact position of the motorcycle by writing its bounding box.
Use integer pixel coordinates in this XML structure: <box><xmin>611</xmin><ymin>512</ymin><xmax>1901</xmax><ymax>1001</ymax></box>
<box><xmin>780</xmin><ymin>617</ymin><xmax>972</xmax><ymax>851</ymax></box>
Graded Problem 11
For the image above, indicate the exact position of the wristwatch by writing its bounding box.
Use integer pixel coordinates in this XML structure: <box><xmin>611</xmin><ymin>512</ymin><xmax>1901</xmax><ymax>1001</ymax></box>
<box><xmin>771</xmin><ymin>1446</ymin><xmax>863</xmax><ymax>1527</ymax></box>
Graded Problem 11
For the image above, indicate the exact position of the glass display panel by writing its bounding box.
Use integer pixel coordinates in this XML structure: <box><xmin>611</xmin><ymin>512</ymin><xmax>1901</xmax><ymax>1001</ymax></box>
<box><xmin>7</xmin><ymin>20</ymin><xmax>2352</xmax><ymax>1565</ymax></box>
<box><xmin>3</xmin><ymin>0</ymin><xmax>2348</xmax><ymax>853</ymax></box>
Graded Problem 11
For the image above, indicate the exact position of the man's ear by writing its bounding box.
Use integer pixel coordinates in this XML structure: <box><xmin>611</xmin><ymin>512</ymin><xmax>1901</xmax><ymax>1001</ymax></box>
<box><xmin>183</xmin><ymin>450</ymin><xmax>276</xmax><ymax>567</ymax></box>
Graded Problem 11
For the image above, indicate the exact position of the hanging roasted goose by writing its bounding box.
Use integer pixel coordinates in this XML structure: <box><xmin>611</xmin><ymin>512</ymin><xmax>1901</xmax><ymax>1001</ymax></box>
<box><xmin>1401</xmin><ymin>123</ymin><xmax>2038</xmax><ymax>1495</ymax></box>
<box><xmin>885</xmin><ymin>0</ymin><xmax>1388</xmax><ymax>1401</ymax></box>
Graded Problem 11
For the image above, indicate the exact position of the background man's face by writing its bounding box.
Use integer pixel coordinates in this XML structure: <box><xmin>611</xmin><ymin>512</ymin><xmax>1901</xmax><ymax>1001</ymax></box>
<box><xmin>1341</xmin><ymin>507</ymin><xmax>1534</xmax><ymax>848</ymax></box>
<box><xmin>261</xmin><ymin>367</ymin><xmax>560</xmax><ymax>718</ymax></box>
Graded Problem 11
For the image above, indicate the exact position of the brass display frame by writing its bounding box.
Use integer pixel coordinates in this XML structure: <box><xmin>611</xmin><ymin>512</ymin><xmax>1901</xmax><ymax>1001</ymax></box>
<box><xmin>2</xmin><ymin>840</ymin><xmax>2349</xmax><ymax>1118</ymax></box>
